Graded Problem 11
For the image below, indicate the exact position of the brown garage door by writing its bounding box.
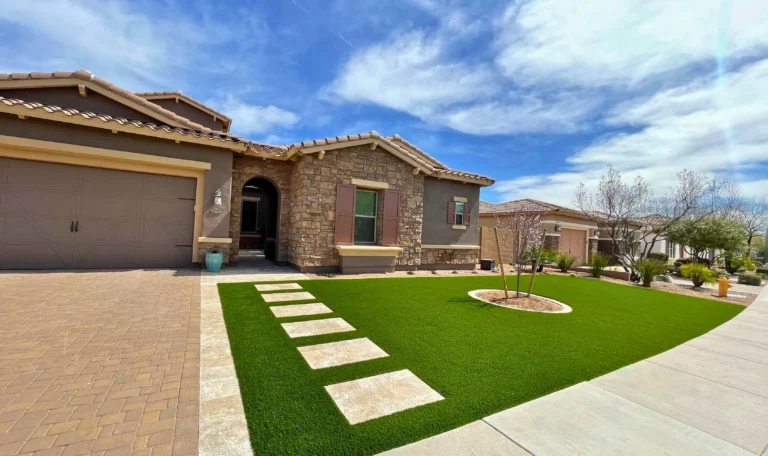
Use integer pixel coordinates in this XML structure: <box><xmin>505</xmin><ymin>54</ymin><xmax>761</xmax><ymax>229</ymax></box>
<box><xmin>0</xmin><ymin>157</ymin><xmax>195</xmax><ymax>269</ymax></box>
<box><xmin>559</xmin><ymin>228</ymin><xmax>587</xmax><ymax>265</ymax></box>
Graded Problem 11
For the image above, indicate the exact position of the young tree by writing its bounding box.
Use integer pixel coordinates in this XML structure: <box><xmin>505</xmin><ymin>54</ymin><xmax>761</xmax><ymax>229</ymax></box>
<box><xmin>494</xmin><ymin>209</ymin><xmax>546</xmax><ymax>298</ymax></box>
<box><xmin>735</xmin><ymin>197</ymin><xmax>768</xmax><ymax>254</ymax></box>
<box><xmin>666</xmin><ymin>217</ymin><xmax>747</xmax><ymax>262</ymax></box>
<box><xmin>575</xmin><ymin>166</ymin><xmax>733</xmax><ymax>279</ymax></box>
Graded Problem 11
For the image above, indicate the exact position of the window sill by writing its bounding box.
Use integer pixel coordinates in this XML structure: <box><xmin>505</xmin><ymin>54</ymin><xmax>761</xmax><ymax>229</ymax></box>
<box><xmin>452</xmin><ymin>225</ymin><xmax>467</xmax><ymax>230</ymax></box>
<box><xmin>336</xmin><ymin>245</ymin><xmax>403</xmax><ymax>257</ymax></box>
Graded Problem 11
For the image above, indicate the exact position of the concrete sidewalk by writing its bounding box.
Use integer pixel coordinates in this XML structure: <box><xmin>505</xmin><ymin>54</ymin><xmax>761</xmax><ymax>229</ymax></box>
<box><xmin>384</xmin><ymin>287</ymin><xmax>768</xmax><ymax>456</ymax></box>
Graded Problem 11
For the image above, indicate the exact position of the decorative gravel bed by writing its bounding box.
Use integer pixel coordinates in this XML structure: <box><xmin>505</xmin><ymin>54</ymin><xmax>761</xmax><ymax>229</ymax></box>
<box><xmin>469</xmin><ymin>289</ymin><xmax>572</xmax><ymax>313</ymax></box>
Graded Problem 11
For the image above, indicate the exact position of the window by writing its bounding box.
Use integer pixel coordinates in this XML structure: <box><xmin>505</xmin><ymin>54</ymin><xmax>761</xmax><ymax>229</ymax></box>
<box><xmin>666</xmin><ymin>241</ymin><xmax>676</xmax><ymax>258</ymax></box>
<box><xmin>354</xmin><ymin>190</ymin><xmax>377</xmax><ymax>244</ymax></box>
<box><xmin>454</xmin><ymin>201</ymin><xmax>465</xmax><ymax>226</ymax></box>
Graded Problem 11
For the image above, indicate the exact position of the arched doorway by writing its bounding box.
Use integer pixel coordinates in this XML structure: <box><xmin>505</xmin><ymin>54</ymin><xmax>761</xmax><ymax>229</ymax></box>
<box><xmin>239</xmin><ymin>177</ymin><xmax>279</xmax><ymax>261</ymax></box>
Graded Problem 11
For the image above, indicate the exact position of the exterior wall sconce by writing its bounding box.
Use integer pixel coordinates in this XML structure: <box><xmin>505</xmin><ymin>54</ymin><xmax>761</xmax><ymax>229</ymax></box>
<box><xmin>554</xmin><ymin>224</ymin><xmax>561</xmax><ymax>232</ymax></box>
<box><xmin>211</xmin><ymin>189</ymin><xmax>224</xmax><ymax>214</ymax></box>
<box><xmin>594</xmin><ymin>230</ymin><xmax>600</xmax><ymax>237</ymax></box>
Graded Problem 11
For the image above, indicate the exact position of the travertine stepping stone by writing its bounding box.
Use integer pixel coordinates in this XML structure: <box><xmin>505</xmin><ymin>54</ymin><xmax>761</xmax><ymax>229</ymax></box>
<box><xmin>262</xmin><ymin>291</ymin><xmax>315</xmax><ymax>303</ymax></box>
<box><xmin>255</xmin><ymin>283</ymin><xmax>302</xmax><ymax>291</ymax></box>
<box><xmin>325</xmin><ymin>369</ymin><xmax>443</xmax><ymax>424</ymax></box>
<box><xmin>281</xmin><ymin>318</ymin><xmax>355</xmax><ymax>338</ymax></box>
<box><xmin>298</xmin><ymin>338</ymin><xmax>388</xmax><ymax>369</ymax></box>
<box><xmin>270</xmin><ymin>303</ymin><xmax>332</xmax><ymax>318</ymax></box>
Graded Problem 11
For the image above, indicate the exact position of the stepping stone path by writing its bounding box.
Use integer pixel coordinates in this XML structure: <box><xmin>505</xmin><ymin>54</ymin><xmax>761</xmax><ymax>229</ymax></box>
<box><xmin>270</xmin><ymin>303</ymin><xmax>333</xmax><ymax>318</ymax></box>
<box><xmin>253</xmin><ymin>283</ymin><xmax>443</xmax><ymax>425</ymax></box>
<box><xmin>256</xmin><ymin>283</ymin><xmax>303</xmax><ymax>291</ymax></box>
<box><xmin>281</xmin><ymin>317</ymin><xmax>355</xmax><ymax>338</ymax></box>
<box><xmin>262</xmin><ymin>291</ymin><xmax>316</xmax><ymax>302</ymax></box>
<box><xmin>298</xmin><ymin>337</ymin><xmax>389</xmax><ymax>369</ymax></box>
<box><xmin>325</xmin><ymin>369</ymin><xmax>444</xmax><ymax>424</ymax></box>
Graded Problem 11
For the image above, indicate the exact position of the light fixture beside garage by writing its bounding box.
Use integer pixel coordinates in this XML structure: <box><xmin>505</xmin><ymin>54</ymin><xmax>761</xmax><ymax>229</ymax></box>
<box><xmin>554</xmin><ymin>223</ymin><xmax>561</xmax><ymax>232</ymax></box>
<box><xmin>211</xmin><ymin>189</ymin><xmax>224</xmax><ymax>214</ymax></box>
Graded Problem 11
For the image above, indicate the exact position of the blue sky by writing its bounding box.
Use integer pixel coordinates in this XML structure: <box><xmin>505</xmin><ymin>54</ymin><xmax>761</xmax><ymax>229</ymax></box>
<box><xmin>1</xmin><ymin>0</ymin><xmax>767</xmax><ymax>205</ymax></box>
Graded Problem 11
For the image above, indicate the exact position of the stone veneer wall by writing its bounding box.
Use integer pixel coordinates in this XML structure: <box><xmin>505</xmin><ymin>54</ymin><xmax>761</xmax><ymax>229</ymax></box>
<box><xmin>289</xmin><ymin>145</ymin><xmax>425</xmax><ymax>270</ymax></box>
<box><xmin>198</xmin><ymin>242</ymin><xmax>232</xmax><ymax>264</ymax></box>
<box><xmin>421</xmin><ymin>249</ymin><xmax>480</xmax><ymax>267</ymax></box>
<box><xmin>229</xmin><ymin>156</ymin><xmax>294</xmax><ymax>263</ymax></box>
<box><xmin>543</xmin><ymin>234</ymin><xmax>560</xmax><ymax>251</ymax></box>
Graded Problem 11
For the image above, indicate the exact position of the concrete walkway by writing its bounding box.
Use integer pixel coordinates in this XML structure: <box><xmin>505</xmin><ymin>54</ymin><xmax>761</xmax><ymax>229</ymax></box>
<box><xmin>384</xmin><ymin>287</ymin><xmax>768</xmax><ymax>455</ymax></box>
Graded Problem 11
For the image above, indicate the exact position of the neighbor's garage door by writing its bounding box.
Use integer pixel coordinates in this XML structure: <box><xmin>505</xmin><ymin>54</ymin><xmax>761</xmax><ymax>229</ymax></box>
<box><xmin>559</xmin><ymin>228</ymin><xmax>587</xmax><ymax>265</ymax></box>
<box><xmin>0</xmin><ymin>157</ymin><xmax>196</xmax><ymax>269</ymax></box>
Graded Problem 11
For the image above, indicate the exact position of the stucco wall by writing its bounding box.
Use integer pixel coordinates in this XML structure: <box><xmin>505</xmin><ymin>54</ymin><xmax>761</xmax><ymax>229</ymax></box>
<box><xmin>0</xmin><ymin>114</ymin><xmax>234</xmax><ymax>239</ymax></box>
<box><xmin>289</xmin><ymin>145</ymin><xmax>425</xmax><ymax>270</ymax></box>
<box><xmin>151</xmin><ymin>98</ymin><xmax>226</xmax><ymax>132</ymax></box>
<box><xmin>0</xmin><ymin>87</ymin><xmax>159</xmax><ymax>123</ymax></box>
<box><xmin>422</xmin><ymin>177</ymin><xmax>480</xmax><ymax>245</ymax></box>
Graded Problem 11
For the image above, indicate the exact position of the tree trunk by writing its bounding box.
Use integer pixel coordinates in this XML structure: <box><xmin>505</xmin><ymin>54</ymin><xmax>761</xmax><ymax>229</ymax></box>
<box><xmin>527</xmin><ymin>235</ymin><xmax>545</xmax><ymax>297</ymax></box>
<box><xmin>494</xmin><ymin>227</ymin><xmax>509</xmax><ymax>299</ymax></box>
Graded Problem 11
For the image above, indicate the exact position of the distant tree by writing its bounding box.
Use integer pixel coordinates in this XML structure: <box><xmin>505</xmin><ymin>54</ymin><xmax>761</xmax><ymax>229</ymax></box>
<box><xmin>494</xmin><ymin>208</ymin><xmax>546</xmax><ymax>298</ymax></box>
<box><xmin>735</xmin><ymin>197</ymin><xmax>768</xmax><ymax>254</ymax></box>
<box><xmin>666</xmin><ymin>217</ymin><xmax>747</xmax><ymax>263</ymax></box>
<box><xmin>575</xmin><ymin>166</ymin><xmax>734</xmax><ymax>280</ymax></box>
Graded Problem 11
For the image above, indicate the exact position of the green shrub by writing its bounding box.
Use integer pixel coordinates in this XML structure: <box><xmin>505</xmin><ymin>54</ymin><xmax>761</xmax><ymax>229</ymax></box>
<box><xmin>407</xmin><ymin>270</ymin><xmax>415</xmax><ymax>275</ymax></box>
<box><xmin>673</xmin><ymin>260</ymin><xmax>683</xmax><ymax>268</ymax></box>
<box><xmin>635</xmin><ymin>259</ymin><xmax>668</xmax><ymax>287</ymax></box>
<box><xmin>556</xmin><ymin>253</ymin><xmax>578</xmax><ymax>272</ymax></box>
<box><xmin>431</xmin><ymin>270</ymin><xmax>438</xmax><ymax>275</ymax></box>
<box><xmin>738</xmin><ymin>273</ymin><xmax>763</xmax><ymax>286</ymax></box>
<box><xmin>736</xmin><ymin>267</ymin><xmax>747</xmax><ymax>274</ymax></box>
<box><xmin>540</xmin><ymin>249</ymin><xmax>559</xmax><ymax>265</ymax></box>
<box><xmin>757</xmin><ymin>267</ymin><xmax>768</xmax><ymax>275</ymax></box>
<box><xmin>648</xmin><ymin>252</ymin><xmax>669</xmax><ymax>263</ymax></box>
<box><xmin>589</xmin><ymin>252</ymin><xmax>610</xmax><ymax>278</ymax></box>
<box><xmin>680</xmin><ymin>263</ymin><xmax>716</xmax><ymax>287</ymax></box>
<box><xmin>743</xmin><ymin>255</ymin><xmax>757</xmax><ymax>271</ymax></box>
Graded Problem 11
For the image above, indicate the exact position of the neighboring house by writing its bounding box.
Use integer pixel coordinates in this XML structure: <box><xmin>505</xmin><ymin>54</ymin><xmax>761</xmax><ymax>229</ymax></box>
<box><xmin>479</xmin><ymin>199</ymin><xmax>601</xmax><ymax>266</ymax></box>
<box><xmin>0</xmin><ymin>70</ymin><xmax>493</xmax><ymax>272</ymax></box>
<box><xmin>480</xmin><ymin>199</ymin><xmax>686</xmax><ymax>266</ymax></box>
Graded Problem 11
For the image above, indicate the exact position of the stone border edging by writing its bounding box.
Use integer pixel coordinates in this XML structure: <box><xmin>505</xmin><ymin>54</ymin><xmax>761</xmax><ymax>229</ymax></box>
<box><xmin>468</xmin><ymin>289</ymin><xmax>573</xmax><ymax>314</ymax></box>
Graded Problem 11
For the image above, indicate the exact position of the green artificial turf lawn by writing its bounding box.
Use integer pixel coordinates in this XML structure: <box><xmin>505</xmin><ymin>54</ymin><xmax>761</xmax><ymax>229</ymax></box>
<box><xmin>218</xmin><ymin>274</ymin><xmax>743</xmax><ymax>455</ymax></box>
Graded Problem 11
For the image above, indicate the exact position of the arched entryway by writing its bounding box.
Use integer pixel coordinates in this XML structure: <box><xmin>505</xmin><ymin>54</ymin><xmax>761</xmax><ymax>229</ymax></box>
<box><xmin>239</xmin><ymin>177</ymin><xmax>280</xmax><ymax>261</ymax></box>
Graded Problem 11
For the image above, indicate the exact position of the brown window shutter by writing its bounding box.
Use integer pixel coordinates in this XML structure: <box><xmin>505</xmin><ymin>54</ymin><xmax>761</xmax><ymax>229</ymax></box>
<box><xmin>382</xmin><ymin>190</ymin><xmax>401</xmax><ymax>246</ymax></box>
<box><xmin>464</xmin><ymin>203</ymin><xmax>471</xmax><ymax>226</ymax></box>
<box><xmin>335</xmin><ymin>184</ymin><xmax>356</xmax><ymax>245</ymax></box>
<box><xmin>447</xmin><ymin>201</ymin><xmax>455</xmax><ymax>224</ymax></box>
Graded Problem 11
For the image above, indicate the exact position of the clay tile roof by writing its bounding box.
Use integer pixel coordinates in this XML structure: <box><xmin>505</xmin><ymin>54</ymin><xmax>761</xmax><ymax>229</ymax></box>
<box><xmin>134</xmin><ymin>90</ymin><xmax>232</xmax><ymax>123</ymax></box>
<box><xmin>0</xmin><ymin>95</ymin><xmax>286</xmax><ymax>155</ymax></box>
<box><xmin>480</xmin><ymin>198</ymin><xmax>585</xmax><ymax>217</ymax></box>
<box><xmin>0</xmin><ymin>71</ymin><xmax>230</xmax><ymax>135</ymax></box>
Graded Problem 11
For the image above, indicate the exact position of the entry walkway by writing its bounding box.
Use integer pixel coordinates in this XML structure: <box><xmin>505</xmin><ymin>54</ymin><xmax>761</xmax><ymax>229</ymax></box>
<box><xmin>384</xmin><ymin>287</ymin><xmax>768</xmax><ymax>455</ymax></box>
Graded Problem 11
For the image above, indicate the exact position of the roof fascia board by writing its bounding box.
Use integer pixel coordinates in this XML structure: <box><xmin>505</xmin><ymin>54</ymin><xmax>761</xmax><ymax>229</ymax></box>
<box><xmin>292</xmin><ymin>138</ymin><xmax>434</xmax><ymax>173</ymax></box>
<box><xmin>140</xmin><ymin>94</ymin><xmax>232</xmax><ymax>123</ymax></box>
<box><xmin>0</xmin><ymin>78</ymin><xmax>189</xmax><ymax>129</ymax></box>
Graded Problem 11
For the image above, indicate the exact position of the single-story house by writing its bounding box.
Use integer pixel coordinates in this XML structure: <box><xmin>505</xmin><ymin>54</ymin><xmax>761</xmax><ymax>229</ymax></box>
<box><xmin>480</xmin><ymin>199</ymin><xmax>685</xmax><ymax>266</ymax></box>
<box><xmin>0</xmin><ymin>70</ymin><xmax>493</xmax><ymax>272</ymax></box>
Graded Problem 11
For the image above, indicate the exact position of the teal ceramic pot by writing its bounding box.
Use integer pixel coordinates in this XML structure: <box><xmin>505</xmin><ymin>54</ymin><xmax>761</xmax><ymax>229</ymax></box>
<box><xmin>205</xmin><ymin>252</ymin><xmax>224</xmax><ymax>272</ymax></box>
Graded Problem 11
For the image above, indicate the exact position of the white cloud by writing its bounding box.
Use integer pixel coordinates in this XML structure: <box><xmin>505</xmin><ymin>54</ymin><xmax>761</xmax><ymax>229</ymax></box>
<box><xmin>493</xmin><ymin>58</ymin><xmax>768</xmax><ymax>206</ymax></box>
<box><xmin>211</xmin><ymin>96</ymin><xmax>299</xmax><ymax>135</ymax></box>
<box><xmin>0</xmin><ymin>0</ymin><xmax>242</xmax><ymax>89</ymax></box>
<box><xmin>495</xmin><ymin>0</ymin><xmax>768</xmax><ymax>88</ymax></box>
<box><xmin>327</xmin><ymin>32</ymin><xmax>498</xmax><ymax>116</ymax></box>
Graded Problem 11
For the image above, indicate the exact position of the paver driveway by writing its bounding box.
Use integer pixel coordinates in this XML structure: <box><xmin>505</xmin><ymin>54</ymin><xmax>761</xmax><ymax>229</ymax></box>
<box><xmin>0</xmin><ymin>269</ymin><xmax>200</xmax><ymax>456</ymax></box>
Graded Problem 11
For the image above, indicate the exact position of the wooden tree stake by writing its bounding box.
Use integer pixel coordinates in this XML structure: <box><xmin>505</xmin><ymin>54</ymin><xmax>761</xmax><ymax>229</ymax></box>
<box><xmin>495</xmin><ymin>227</ymin><xmax>509</xmax><ymax>299</ymax></box>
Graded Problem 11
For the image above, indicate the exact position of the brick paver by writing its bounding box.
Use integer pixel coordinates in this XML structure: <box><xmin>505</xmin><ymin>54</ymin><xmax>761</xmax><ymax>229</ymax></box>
<box><xmin>0</xmin><ymin>269</ymin><xmax>200</xmax><ymax>456</ymax></box>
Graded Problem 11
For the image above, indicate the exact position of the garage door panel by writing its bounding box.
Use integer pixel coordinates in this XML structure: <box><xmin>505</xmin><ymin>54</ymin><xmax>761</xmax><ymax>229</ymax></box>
<box><xmin>3</xmin><ymin>187</ymin><xmax>77</xmax><ymax>217</ymax></box>
<box><xmin>74</xmin><ymin>245</ymin><xmax>140</xmax><ymax>269</ymax></box>
<box><xmin>80</xmin><ymin>167</ymin><xmax>145</xmax><ymax>196</ymax></box>
<box><xmin>4</xmin><ymin>159</ymin><xmax>79</xmax><ymax>190</ymax></box>
<box><xmin>2</xmin><ymin>216</ymin><xmax>74</xmax><ymax>243</ymax></box>
<box><xmin>140</xmin><ymin>246</ymin><xmax>192</xmax><ymax>268</ymax></box>
<box><xmin>1</xmin><ymin>244</ymin><xmax>73</xmax><ymax>269</ymax></box>
<box><xmin>142</xmin><ymin>222</ymin><xmax>194</xmax><ymax>245</ymax></box>
<box><xmin>79</xmin><ymin>194</ymin><xmax>142</xmax><ymax>220</ymax></box>
<box><xmin>143</xmin><ymin>199</ymin><xmax>195</xmax><ymax>222</ymax></box>
<box><xmin>144</xmin><ymin>174</ymin><xmax>196</xmax><ymax>199</ymax></box>
<box><xmin>75</xmin><ymin>220</ymin><xmax>141</xmax><ymax>244</ymax></box>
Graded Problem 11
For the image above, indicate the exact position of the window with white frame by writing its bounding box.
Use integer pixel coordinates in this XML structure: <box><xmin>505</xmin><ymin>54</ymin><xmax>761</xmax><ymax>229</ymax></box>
<box><xmin>667</xmin><ymin>241</ymin><xmax>676</xmax><ymax>258</ymax></box>
<box><xmin>454</xmin><ymin>201</ymin><xmax>465</xmax><ymax>226</ymax></box>
<box><xmin>354</xmin><ymin>189</ymin><xmax>377</xmax><ymax>244</ymax></box>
